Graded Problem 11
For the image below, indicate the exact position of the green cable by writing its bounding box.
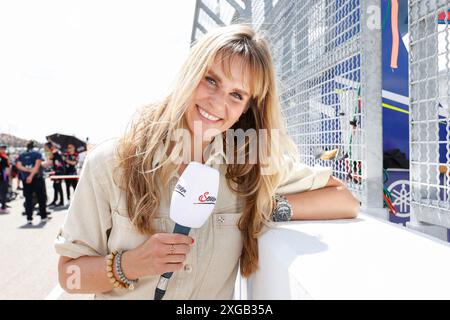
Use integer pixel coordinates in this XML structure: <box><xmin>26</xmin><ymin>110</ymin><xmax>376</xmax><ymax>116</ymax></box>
<box><xmin>383</xmin><ymin>169</ymin><xmax>394</xmax><ymax>205</ymax></box>
<box><xmin>348</xmin><ymin>87</ymin><xmax>361</xmax><ymax>180</ymax></box>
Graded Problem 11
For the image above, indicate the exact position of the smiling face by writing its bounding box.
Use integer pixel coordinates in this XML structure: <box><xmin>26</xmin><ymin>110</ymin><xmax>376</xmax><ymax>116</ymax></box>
<box><xmin>184</xmin><ymin>54</ymin><xmax>252</xmax><ymax>141</ymax></box>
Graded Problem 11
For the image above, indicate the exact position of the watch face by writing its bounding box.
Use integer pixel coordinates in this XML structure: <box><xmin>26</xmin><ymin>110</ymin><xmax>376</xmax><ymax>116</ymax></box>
<box><xmin>273</xmin><ymin>202</ymin><xmax>292</xmax><ymax>222</ymax></box>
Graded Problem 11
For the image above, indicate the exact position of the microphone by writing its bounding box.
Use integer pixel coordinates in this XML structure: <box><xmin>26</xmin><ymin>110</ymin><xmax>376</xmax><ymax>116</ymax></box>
<box><xmin>154</xmin><ymin>162</ymin><xmax>220</xmax><ymax>300</ymax></box>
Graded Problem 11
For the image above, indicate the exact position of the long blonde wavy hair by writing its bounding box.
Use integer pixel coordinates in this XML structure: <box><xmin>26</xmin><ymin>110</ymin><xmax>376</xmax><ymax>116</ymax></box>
<box><xmin>115</xmin><ymin>24</ymin><xmax>299</xmax><ymax>277</ymax></box>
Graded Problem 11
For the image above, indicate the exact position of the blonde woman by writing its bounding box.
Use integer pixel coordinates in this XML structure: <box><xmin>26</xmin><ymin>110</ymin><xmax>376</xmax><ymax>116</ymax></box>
<box><xmin>55</xmin><ymin>24</ymin><xmax>359</xmax><ymax>299</ymax></box>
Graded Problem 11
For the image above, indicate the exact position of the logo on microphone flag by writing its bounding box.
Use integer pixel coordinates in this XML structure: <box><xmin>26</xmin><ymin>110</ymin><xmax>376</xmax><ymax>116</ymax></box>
<box><xmin>174</xmin><ymin>184</ymin><xmax>186</xmax><ymax>197</ymax></box>
<box><xmin>196</xmin><ymin>192</ymin><xmax>217</xmax><ymax>205</ymax></box>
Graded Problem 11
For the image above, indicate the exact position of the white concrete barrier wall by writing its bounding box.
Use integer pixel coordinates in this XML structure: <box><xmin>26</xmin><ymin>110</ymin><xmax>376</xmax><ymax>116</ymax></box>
<box><xmin>241</xmin><ymin>212</ymin><xmax>450</xmax><ymax>300</ymax></box>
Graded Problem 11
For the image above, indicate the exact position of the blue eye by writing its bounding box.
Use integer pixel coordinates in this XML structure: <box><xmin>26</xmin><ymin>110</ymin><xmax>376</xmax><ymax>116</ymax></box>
<box><xmin>205</xmin><ymin>76</ymin><xmax>216</xmax><ymax>86</ymax></box>
<box><xmin>231</xmin><ymin>92</ymin><xmax>243</xmax><ymax>101</ymax></box>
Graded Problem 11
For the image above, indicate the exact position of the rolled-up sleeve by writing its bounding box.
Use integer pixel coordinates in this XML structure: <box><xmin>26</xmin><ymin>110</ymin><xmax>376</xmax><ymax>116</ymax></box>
<box><xmin>54</xmin><ymin>150</ymin><xmax>112</xmax><ymax>259</ymax></box>
<box><xmin>276</xmin><ymin>154</ymin><xmax>332</xmax><ymax>195</ymax></box>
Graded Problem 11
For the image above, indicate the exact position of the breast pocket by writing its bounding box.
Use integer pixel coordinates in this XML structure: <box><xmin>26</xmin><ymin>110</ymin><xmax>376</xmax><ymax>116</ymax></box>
<box><xmin>212</xmin><ymin>212</ymin><xmax>243</xmax><ymax>259</ymax></box>
<box><xmin>199</xmin><ymin>212</ymin><xmax>243</xmax><ymax>294</ymax></box>
<box><xmin>107</xmin><ymin>209</ymin><xmax>165</xmax><ymax>252</ymax></box>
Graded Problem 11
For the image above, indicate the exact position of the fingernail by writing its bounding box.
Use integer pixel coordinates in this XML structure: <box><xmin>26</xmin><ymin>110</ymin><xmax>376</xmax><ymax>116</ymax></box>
<box><xmin>191</xmin><ymin>238</ymin><xmax>195</xmax><ymax>245</ymax></box>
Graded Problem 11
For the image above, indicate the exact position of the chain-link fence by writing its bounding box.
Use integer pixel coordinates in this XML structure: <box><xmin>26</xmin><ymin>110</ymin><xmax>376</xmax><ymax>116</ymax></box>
<box><xmin>192</xmin><ymin>0</ymin><xmax>384</xmax><ymax>213</ymax></box>
<box><xmin>409</xmin><ymin>0</ymin><xmax>450</xmax><ymax>230</ymax></box>
<box><xmin>251</xmin><ymin>0</ymin><xmax>379</xmax><ymax>208</ymax></box>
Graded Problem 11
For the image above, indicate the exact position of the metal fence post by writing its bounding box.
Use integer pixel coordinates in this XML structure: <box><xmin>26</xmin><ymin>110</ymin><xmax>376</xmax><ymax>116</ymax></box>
<box><xmin>361</xmin><ymin>0</ymin><xmax>386</xmax><ymax>217</ymax></box>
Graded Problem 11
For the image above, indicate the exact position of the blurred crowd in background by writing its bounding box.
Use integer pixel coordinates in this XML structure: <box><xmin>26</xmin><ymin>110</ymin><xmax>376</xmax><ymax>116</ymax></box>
<box><xmin>0</xmin><ymin>136</ymin><xmax>89</xmax><ymax>224</ymax></box>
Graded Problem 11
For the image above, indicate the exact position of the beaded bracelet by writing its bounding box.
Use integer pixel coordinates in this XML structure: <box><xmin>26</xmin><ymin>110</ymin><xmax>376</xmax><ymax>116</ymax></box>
<box><xmin>105</xmin><ymin>250</ymin><xmax>128</xmax><ymax>289</ymax></box>
<box><xmin>115</xmin><ymin>251</ymin><xmax>139</xmax><ymax>290</ymax></box>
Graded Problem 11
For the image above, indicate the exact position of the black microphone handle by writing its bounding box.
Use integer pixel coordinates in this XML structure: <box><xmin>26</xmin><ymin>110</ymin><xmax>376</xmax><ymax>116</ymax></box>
<box><xmin>154</xmin><ymin>223</ymin><xmax>191</xmax><ymax>300</ymax></box>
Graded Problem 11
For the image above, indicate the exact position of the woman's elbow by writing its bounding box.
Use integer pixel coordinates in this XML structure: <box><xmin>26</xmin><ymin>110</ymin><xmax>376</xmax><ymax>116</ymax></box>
<box><xmin>346</xmin><ymin>198</ymin><xmax>360</xmax><ymax>219</ymax></box>
<box><xmin>338</xmin><ymin>189</ymin><xmax>360</xmax><ymax>219</ymax></box>
<box><xmin>337</xmin><ymin>187</ymin><xmax>360</xmax><ymax>219</ymax></box>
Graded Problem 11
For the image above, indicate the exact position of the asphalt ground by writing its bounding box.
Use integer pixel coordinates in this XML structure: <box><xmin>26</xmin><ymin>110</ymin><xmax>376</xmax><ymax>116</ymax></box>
<box><xmin>0</xmin><ymin>179</ymin><xmax>92</xmax><ymax>300</ymax></box>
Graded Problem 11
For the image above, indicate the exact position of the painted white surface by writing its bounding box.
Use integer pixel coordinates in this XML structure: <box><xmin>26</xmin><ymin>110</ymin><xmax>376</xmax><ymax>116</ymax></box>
<box><xmin>246</xmin><ymin>212</ymin><xmax>450</xmax><ymax>300</ymax></box>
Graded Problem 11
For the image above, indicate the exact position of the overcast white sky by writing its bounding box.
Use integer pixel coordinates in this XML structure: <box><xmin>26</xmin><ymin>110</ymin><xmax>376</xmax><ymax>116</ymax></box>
<box><xmin>0</xmin><ymin>0</ymin><xmax>196</xmax><ymax>145</ymax></box>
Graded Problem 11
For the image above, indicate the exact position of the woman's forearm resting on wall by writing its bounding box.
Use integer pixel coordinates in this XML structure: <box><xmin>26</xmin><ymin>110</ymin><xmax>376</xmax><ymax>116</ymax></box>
<box><xmin>286</xmin><ymin>176</ymin><xmax>360</xmax><ymax>220</ymax></box>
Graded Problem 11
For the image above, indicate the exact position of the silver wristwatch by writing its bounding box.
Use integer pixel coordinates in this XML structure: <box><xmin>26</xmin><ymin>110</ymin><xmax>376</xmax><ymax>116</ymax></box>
<box><xmin>271</xmin><ymin>194</ymin><xmax>293</xmax><ymax>222</ymax></box>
